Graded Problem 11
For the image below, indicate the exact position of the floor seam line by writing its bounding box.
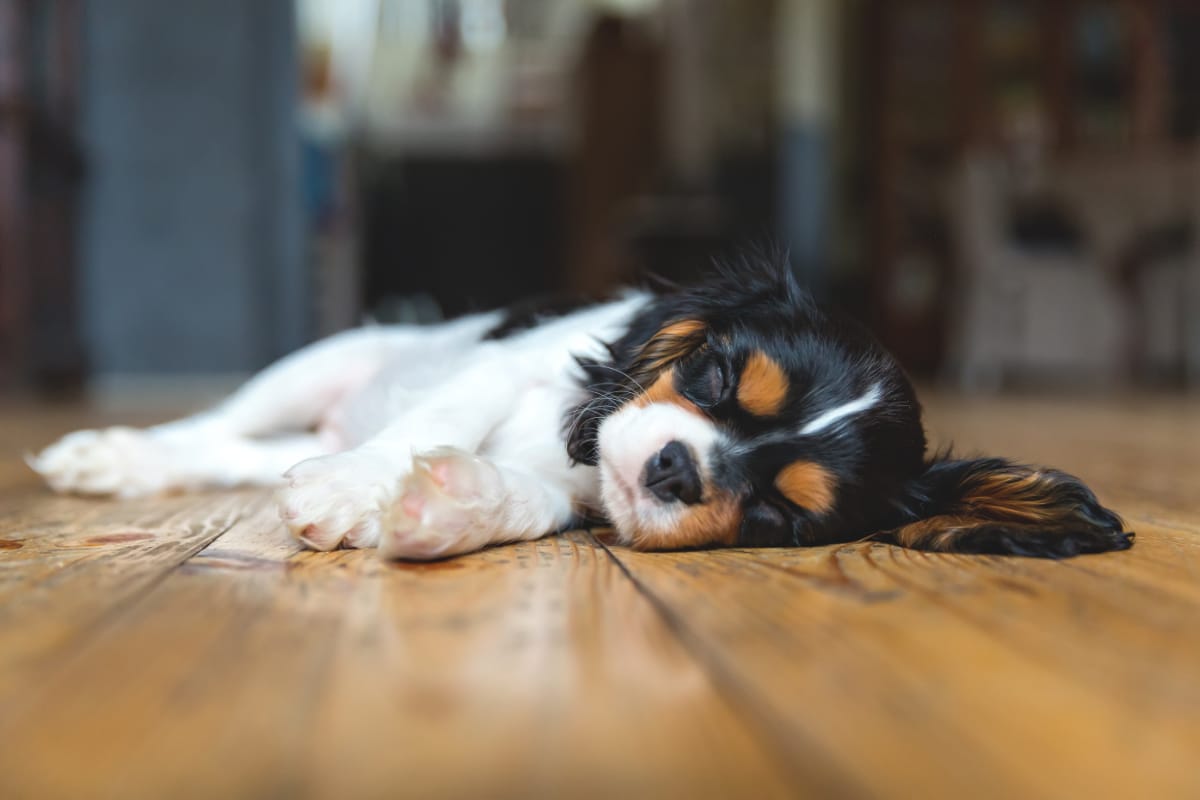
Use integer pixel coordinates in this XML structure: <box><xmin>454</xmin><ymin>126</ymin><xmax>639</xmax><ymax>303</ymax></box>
<box><xmin>586</xmin><ymin>532</ymin><xmax>868</xmax><ymax>800</ymax></box>
<box><xmin>0</xmin><ymin>503</ymin><xmax>250</xmax><ymax>726</ymax></box>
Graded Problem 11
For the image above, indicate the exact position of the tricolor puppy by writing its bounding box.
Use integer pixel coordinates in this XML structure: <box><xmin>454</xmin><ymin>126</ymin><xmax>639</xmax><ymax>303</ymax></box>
<box><xmin>31</xmin><ymin>255</ymin><xmax>1132</xmax><ymax>559</ymax></box>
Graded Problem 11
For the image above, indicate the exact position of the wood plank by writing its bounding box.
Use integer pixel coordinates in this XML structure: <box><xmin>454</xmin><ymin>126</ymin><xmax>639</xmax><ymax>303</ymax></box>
<box><xmin>604</xmin><ymin>530</ymin><xmax>1200</xmax><ymax>799</ymax></box>
<box><xmin>0</xmin><ymin>489</ymin><xmax>250</xmax><ymax>689</ymax></box>
<box><xmin>0</xmin><ymin>505</ymin><xmax>803</xmax><ymax>799</ymax></box>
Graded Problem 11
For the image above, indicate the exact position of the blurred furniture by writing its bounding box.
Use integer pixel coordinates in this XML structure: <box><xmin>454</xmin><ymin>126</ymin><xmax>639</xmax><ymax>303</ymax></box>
<box><xmin>866</xmin><ymin>0</ymin><xmax>971</xmax><ymax>374</ymax></box>
<box><xmin>0</xmin><ymin>0</ymin><xmax>85</xmax><ymax>392</ymax></box>
<box><xmin>568</xmin><ymin>14</ymin><xmax>665</xmax><ymax>295</ymax></box>
<box><xmin>949</xmin><ymin>146</ymin><xmax>1200</xmax><ymax>388</ymax></box>
<box><xmin>865</xmin><ymin>0</ymin><xmax>1200</xmax><ymax>380</ymax></box>
<box><xmin>360</xmin><ymin>148</ymin><xmax>565</xmax><ymax>319</ymax></box>
<box><xmin>345</xmin><ymin>1</ymin><xmax>584</xmax><ymax>318</ymax></box>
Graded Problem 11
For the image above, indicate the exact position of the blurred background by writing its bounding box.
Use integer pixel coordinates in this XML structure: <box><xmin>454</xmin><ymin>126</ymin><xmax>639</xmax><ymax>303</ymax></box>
<box><xmin>2</xmin><ymin>0</ymin><xmax>1200</xmax><ymax>399</ymax></box>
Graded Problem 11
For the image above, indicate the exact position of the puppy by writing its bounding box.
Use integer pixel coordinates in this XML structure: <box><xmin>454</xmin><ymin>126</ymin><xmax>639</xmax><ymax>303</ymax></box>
<box><xmin>30</xmin><ymin>254</ymin><xmax>1132</xmax><ymax>559</ymax></box>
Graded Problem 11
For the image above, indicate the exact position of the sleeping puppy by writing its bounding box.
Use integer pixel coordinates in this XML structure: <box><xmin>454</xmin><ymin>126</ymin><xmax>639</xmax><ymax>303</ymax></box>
<box><xmin>30</xmin><ymin>253</ymin><xmax>1133</xmax><ymax>560</ymax></box>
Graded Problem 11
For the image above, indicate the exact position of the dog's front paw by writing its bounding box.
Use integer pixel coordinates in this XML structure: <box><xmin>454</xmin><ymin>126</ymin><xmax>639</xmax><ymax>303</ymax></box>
<box><xmin>29</xmin><ymin>427</ymin><xmax>175</xmax><ymax>498</ymax></box>
<box><xmin>277</xmin><ymin>450</ymin><xmax>401</xmax><ymax>551</ymax></box>
<box><xmin>378</xmin><ymin>448</ymin><xmax>504</xmax><ymax>560</ymax></box>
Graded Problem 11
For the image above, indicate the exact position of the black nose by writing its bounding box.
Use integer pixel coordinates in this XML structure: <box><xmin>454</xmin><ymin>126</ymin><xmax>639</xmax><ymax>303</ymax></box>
<box><xmin>642</xmin><ymin>441</ymin><xmax>703</xmax><ymax>505</ymax></box>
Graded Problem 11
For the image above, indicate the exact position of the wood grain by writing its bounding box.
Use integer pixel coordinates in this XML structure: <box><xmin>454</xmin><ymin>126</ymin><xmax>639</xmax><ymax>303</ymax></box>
<box><xmin>0</xmin><ymin>490</ymin><xmax>248</xmax><ymax>687</ymax></box>
<box><xmin>607</xmin><ymin>531</ymin><xmax>1200</xmax><ymax>799</ymax></box>
<box><xmin>1</xmin><ymin>394</ymin><xmax>1198</xmax><ymax>798</ymax></box>
<box><xmin>0</xmin><ymin>507</ymin><xmax>796</xmax><ymax>799</ymax></box>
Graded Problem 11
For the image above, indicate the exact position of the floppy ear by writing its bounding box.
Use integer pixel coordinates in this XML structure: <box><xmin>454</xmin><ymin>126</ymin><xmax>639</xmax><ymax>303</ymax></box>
<box><xmin>875</xmin><ymin>457</ymin><xmax>1133</xmax><ymax>558</ymax></box>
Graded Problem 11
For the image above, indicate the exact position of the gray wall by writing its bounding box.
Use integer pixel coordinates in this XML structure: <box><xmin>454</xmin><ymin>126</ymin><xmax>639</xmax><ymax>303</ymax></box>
<box><xmin>82</xmin><ymin>0</ymin><xmax>307</xmax><ymax>375</ymax></box>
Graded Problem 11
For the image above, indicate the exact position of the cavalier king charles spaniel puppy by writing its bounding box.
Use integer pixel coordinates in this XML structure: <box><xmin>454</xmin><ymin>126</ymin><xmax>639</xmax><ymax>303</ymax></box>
<box><xmin>31</xmin><ymin>253</ymin><xmax>1132</xmax><ymax>560</ymax></box>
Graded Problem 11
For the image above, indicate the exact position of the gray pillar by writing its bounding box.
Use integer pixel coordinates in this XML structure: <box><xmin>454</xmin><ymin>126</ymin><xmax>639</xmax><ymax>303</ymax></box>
<box><xmin>81</xmin><ymin>0</ymin><xmax>306</xmax><ymax>376</ymax></box>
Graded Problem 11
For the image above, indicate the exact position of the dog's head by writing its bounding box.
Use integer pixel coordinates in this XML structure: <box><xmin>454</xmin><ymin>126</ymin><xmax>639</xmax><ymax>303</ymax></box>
<box><xmin>568</xmin><ymin>253</ymin><xmax>1132</xmax><ymax>558</ymax></box>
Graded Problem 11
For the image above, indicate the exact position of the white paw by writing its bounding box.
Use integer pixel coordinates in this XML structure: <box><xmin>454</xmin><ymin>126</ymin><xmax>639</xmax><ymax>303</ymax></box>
<box><xmin>277</xmin><ymin>449</ymin><xmax>401</xmax><ymax>551</ymax></box>
<box><xmin>378</xmin><ymin>448</ymin><xmax>504</xmax><ymax>560</ymax></box>
<box><xmin>29</xmin><ymin>427</ymin><xmax>176</xmax><ymax>498</ymax></box>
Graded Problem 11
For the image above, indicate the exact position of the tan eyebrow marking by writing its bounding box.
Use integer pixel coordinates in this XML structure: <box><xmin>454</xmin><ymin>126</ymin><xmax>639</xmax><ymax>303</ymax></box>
<box><xmin>775</xmin><ymin>461</ymin><xmax>836</xmax><ymax>514</ymax></box>
<box><xmin>659</xmin><ymin>319</ymin><xmax>706</xmax><ymax>340</ymax></box>
<box><xmin>632</xmin><ymin>319</ymin><xmax>707</xmax><ymax>384</ymax></box>
<box><xmin>737</xmin><ymin>351</ymin><xmax>789</xmax><ymax>417</ymax></box>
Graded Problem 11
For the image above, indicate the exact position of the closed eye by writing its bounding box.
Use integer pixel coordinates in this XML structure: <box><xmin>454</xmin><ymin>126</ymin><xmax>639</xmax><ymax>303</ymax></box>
<box><xmin>678</xmin><ymin>350</ymin><xmax>733</xmax><ymax>409</ymax></box>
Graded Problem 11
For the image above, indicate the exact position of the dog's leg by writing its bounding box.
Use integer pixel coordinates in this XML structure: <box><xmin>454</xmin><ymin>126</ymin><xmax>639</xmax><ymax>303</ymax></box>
<box><xmin>159</xmin><ymin>326</ymin><xmax>431</xmax><ymax>440</ymax></box>
<box><xmin>30</xmin><ymin>323</ymin><xmax>490</xmax><ymax>497</ymax></box>
<box><xmin>375</xmin><ymin>449</ymin><xmax>578</xmax><ymax>559</ymax></box>
<box><xmin>31</xmin><ymin>430</ymin><xmax>327</xmax><ymax>498</ymax></box>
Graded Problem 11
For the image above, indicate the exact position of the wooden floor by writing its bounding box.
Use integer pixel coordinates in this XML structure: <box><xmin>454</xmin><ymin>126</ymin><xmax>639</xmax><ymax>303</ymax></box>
<box><xmin>1</xmin><ymin>394</ymin><xmax>1198</xmax><ymax>799</ymax></box>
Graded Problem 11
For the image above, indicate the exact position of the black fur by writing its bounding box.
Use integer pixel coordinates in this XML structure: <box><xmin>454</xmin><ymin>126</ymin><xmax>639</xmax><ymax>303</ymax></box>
<box><xmin>934</xmin><ymin>524</ymin><xmax>1133</xmax><ymax>558</ymax></box>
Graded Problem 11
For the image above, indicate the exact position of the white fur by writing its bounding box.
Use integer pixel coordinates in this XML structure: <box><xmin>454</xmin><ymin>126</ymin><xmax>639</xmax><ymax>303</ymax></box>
<box><xmin>31</xmin><ymin>295</ymin><xmax>648</xmax><ymax>559</ymax></box>
<box><xmin>799</xmin><ymin>384</ymin><xmax>881</xmax><ymax>435</ymax></box>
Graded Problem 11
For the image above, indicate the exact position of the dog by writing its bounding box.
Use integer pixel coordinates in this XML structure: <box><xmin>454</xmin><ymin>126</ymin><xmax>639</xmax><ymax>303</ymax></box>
<box><xmin>30</xmin><ymin>253</ymin><xmax>1133</xmax><ymax>560</ymax></box>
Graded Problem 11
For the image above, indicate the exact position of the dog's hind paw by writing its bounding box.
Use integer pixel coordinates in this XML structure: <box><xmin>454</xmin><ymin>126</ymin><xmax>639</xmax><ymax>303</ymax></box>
<box><xmin>29</xmin><ymin>427</ymin><xmax>175</xmax><ymax>498</ymax></box>
<box><xmin>378</xmin><ymin>448</ymin><xmax>504</xmax><ymax>560</ymax></box>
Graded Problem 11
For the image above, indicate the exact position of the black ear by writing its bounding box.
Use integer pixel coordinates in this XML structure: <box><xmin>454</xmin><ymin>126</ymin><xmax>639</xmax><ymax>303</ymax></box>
<box><xmin>874</xmin><ymin>457</ymin><xmax>1133</xmax><ymax>558</ymax></box>
<box><xmin>564</xmin><ymin>365</ymin><xmax>617</xmax><ymax>466</ymax></box>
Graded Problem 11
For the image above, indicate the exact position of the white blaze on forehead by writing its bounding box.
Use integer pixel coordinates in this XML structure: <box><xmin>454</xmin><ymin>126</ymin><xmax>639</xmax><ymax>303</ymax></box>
<box><xmin>800</xmin><ymin>384</ymin><xmax>882</xmax><ymax>435</ymax></box>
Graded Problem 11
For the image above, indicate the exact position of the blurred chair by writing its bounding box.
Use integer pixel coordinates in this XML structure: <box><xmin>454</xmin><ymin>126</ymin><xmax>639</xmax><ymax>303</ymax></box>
<box><xmin>0</xmin><ymin>0</ymin><xmax>85</xmax><ymax>392</ymax></box>
<box><xmin>947</xmin><ymin>148</ymin><xmax>1200</xmax><ymax>389</ymax></box>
